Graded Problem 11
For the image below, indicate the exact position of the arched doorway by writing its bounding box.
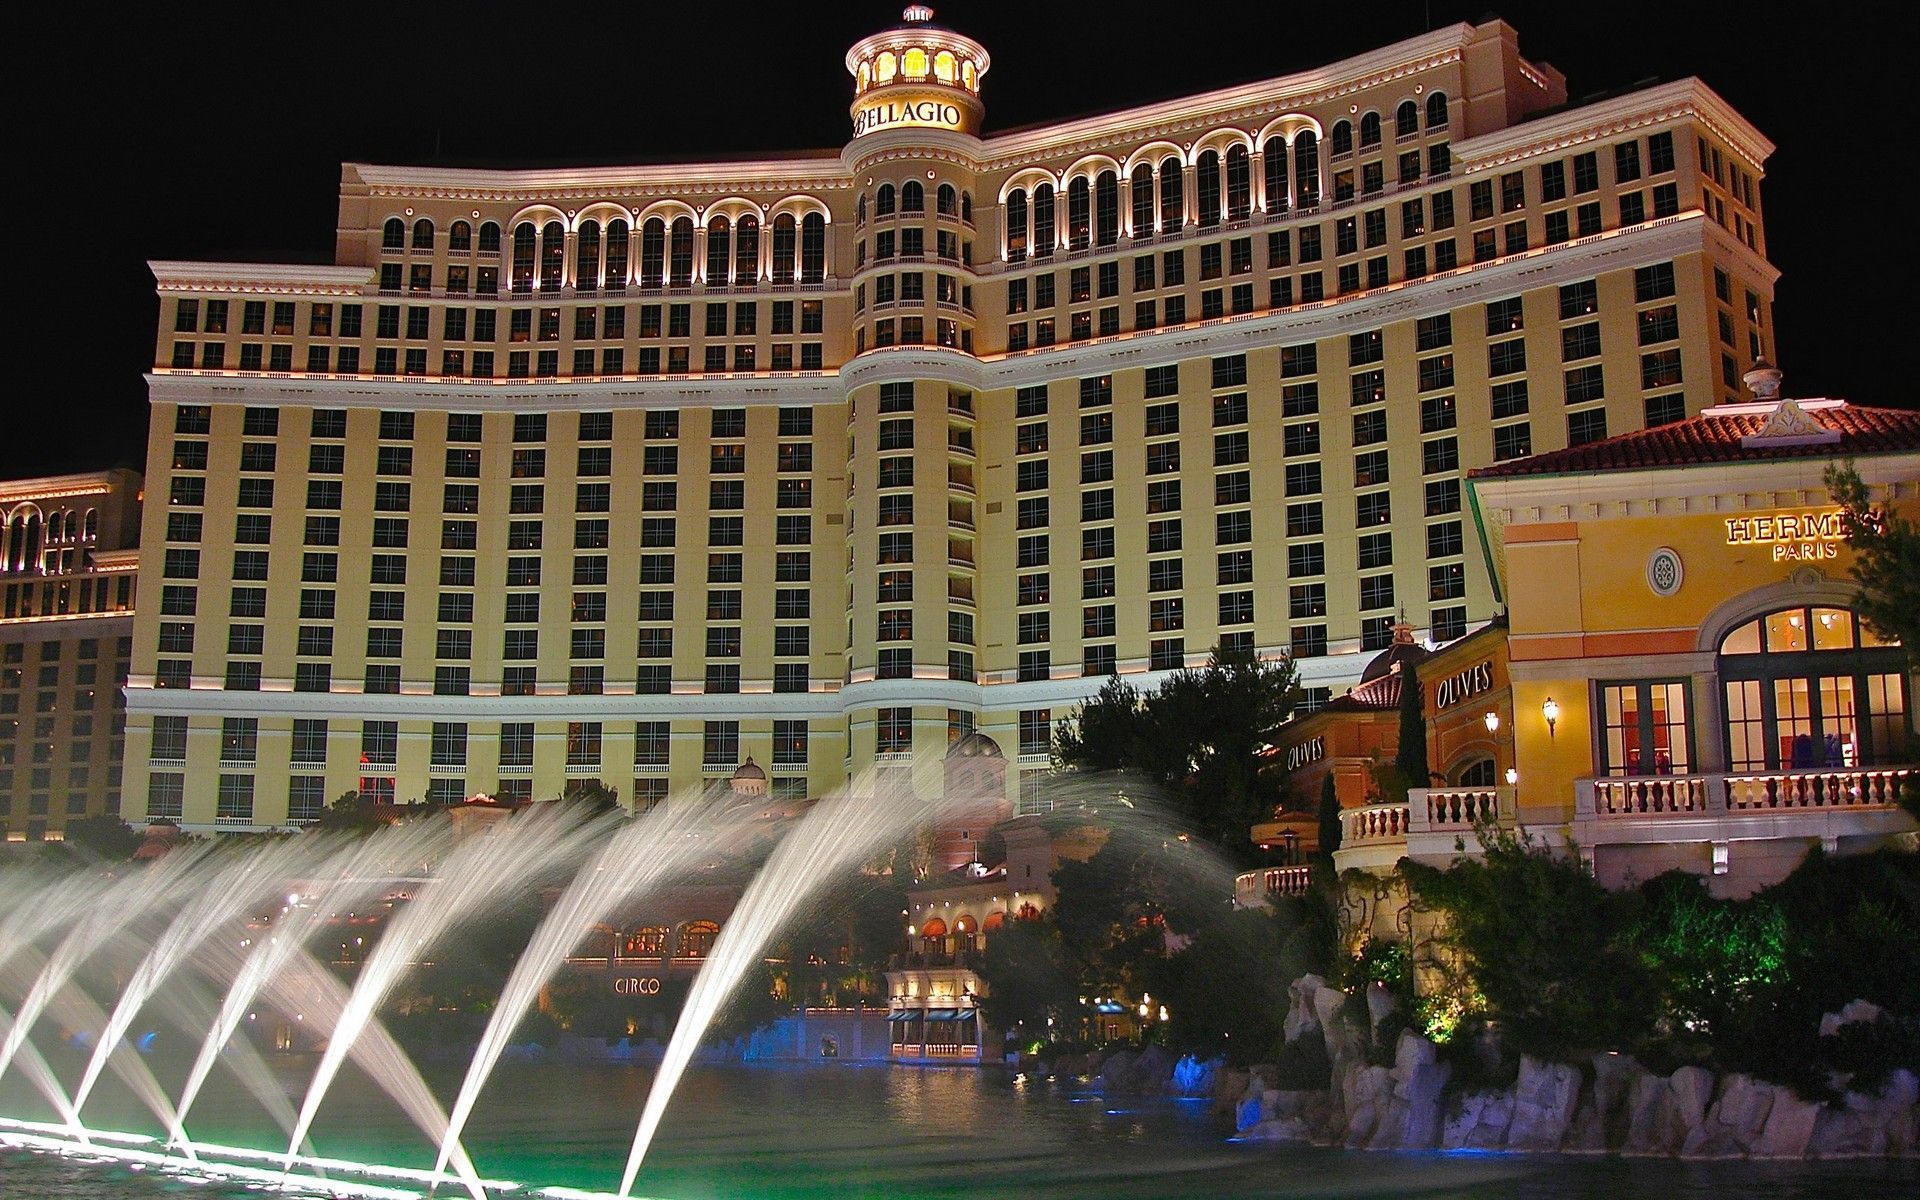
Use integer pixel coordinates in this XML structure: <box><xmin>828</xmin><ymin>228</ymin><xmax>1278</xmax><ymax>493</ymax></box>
<box><xmin>1718</xmin><ymin>605</ymin><xmax>1909</xmax><ymax>771</ymax></box>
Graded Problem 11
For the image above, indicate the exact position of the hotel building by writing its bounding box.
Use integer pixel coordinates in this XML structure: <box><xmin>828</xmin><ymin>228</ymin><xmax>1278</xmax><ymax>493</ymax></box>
<box><xmin>126</xmin><ymin>8</ymin><xmax>1782</xmax><ymax>831</ymax></box>
<box><xmin>1</xmin><ymin>470</ymin><xmax>142</xmax><ymax>840</ymax></box>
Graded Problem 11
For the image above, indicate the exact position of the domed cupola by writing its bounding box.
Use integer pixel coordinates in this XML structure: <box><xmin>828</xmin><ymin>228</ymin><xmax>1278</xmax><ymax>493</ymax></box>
<box><xmin>845</xmin><ymin>6</ymin><xmax>991</xmax><ymax>140</ymax></box>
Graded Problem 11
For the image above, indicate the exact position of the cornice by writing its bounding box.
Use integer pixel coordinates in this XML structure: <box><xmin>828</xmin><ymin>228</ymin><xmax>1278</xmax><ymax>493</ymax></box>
<box><xmin>150</xmin><ymin>261</ymin><xmax>371</xmax><ymax>295</ymax></box>
<box><xmin>0</xmin><ymin>469</ymin><xmax>135</xmax><ymax>503</ymax></box>
<box><xmin>1472</xmin><ymin>457</ymin><xmax>1920</xmax><ymax>526</ymax></box>
<box><xmin>975</xmin><ymin>27</ymin><xmax>1480</xmax><ymax>170</ymax></box>
<box><xmin>143</xmin><ymin>371</ymin><xmax>845</xmax><ymax>413</ymax></box>
<box><xmin>1455</xmin><ymin>78</ymin><xmax>1773</xmax><ymax>175</ymax></box>
<box><xmin>348</xmin><ymin>160</ymin><xmax>855</xmax><ymax>205</ymax></box>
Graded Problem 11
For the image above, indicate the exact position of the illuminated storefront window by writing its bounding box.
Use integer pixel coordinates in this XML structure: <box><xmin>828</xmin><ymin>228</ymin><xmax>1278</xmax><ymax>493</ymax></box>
<box><xmin>1719</xmin><ymin>606</ymin><xmax>1908</xmax><ymax>771</ymax></box>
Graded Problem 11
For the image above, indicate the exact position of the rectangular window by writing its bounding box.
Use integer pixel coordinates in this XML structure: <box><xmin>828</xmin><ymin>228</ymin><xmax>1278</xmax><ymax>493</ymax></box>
<box><xmin>1599</xmin><ymin>680</ymin><xmax>1693</xmax><ymax>776</ymax></box>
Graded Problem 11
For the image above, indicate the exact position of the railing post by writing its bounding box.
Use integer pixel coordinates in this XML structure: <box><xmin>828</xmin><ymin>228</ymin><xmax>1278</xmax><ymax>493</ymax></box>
<box><xmin>1573</xmin><ymin>778</ymin><xmax>1597</xmax><ymax>818</ymax></box>
<box><xmin>1705</xmin><ymin>771</ymin><xmax>1729</xmax><ymax>816</ymax></box>
<box><xmin>1408</xmin><ymin>787</ymin><xmax>1433</xmax><ymax>833</ymax></box>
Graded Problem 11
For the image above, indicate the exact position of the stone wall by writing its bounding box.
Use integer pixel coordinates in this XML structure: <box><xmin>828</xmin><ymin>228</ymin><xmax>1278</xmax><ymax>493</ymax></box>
<box><xmin>1182</xmin><ymin>974</ymin><xmax>1917</xmax><ymax>1160</ymax></box>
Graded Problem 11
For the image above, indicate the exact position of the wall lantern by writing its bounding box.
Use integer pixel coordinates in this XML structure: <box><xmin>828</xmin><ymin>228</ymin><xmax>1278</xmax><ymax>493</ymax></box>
<box><xmin>1483</xmin><ymin>711</ymin><xmax>1500</xmax><ymax>734</ymax></box>
<box><xmin>1505</xmin><ymin>767</ymin><xmax>1518</xmax><ymax>786</ymax></box>
<box><xmin>1542</xmin><ymin>697</ymin><xmax>1560</xmax><ymax>737</ymax></box>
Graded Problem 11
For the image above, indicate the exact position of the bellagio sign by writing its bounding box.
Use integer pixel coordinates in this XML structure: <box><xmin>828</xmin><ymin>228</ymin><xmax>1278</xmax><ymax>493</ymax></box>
<box><xmin>853</xmin><ymin>93</ymin><xmax>966</xmax><ymax>137</ymax></box>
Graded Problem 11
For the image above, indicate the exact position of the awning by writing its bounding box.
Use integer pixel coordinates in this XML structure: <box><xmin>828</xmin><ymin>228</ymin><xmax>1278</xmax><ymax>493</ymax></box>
<box><xmin>886</xmin><ymin>1010</ymin><xmax>918</xmax><ymax>1022</ymax></box>
<box><xmin>924</xmin><ymin>1008</ymin><xmax>958</xmax><ymax>1021</ymax></box>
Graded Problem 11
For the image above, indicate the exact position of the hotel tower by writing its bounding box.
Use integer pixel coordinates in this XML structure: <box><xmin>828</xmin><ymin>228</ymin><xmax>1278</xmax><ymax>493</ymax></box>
<box><xmin>125</xmin><ymin>8</ymin><xmax>1779</xmax><ymax>831</ymax></box>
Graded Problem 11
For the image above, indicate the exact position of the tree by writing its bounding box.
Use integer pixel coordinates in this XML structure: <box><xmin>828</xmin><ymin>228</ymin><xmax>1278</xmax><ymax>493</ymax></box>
<box><xmin>974</xmin><ymin>918</ymin><xmax>1078</xmax><ymax>1045</ymax></box>
<box><xmin>61</xmin><ymin>813</ymin><xmax>143</xmax><ymax>861</ymax></box>
<box><xmin>1395</xmin><ymin>661</ymin><xmax>1429</xmax><ymax>790</ymax></box>
<box><xmin>1825</xmin><ymin>461</ymin><xmax>1920</xmax><ymax>820</ymax></box>
<box><xmin>1825</xmin><ymin>461</ymin><xmax>1920</xmax><ymax>659</ymax></box>
<box><xmin>1049</xmin><ymin>818</ymin><xmax>1223</xmax><ymax>992</ymax></box>
<box><xmin>315</xmin><ymin>790</ymin><xmax>387</xmax><ymax>835</ymax></box>
<box><xmin>1054</xmin><ymin>646</ymin><xmax>1300</xmax><ymax>855</ymax></box>
<box><xmin>1148</xmin><ymin>901</ymin><xmax>1333</xmax><ymax>1064</ymax></box>
<box><xmin>1315</xmin><ymin>774</ymin><xmax>1342</xmax><ymax>864</ymax></box>
<box><xmin>560</xmin><ymin>777</ymin><xmax>623</xmax><ymax>817</ymax></box>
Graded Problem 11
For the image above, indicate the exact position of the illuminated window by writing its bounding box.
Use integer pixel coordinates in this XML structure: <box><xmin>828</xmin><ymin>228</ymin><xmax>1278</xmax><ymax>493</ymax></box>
<box><xmin>1719</xmin><ymin>606</ymin><xmax>1909</xmax><ymax>771</ymax></box>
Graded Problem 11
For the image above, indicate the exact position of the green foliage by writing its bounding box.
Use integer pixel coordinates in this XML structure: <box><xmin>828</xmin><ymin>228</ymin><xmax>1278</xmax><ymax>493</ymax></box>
<box><xmin>1049</xmin><ymin>820</ymin><xmax>1224</xmax><ymax>991</ymax></box>
<box><xmin>1342</xmin><ymin>937</ymin><xmax>1413</xmax><ymax>997</ymax></box>
<box><xmin>1404</xmin><ymin>832</ymin><xmax>1657</xmax><ymax>1061</ymax></box>
<box><xmin>1632</xmin><ymin>871</ymin><xmax>1786</xmax><ymax>1051</ymax></box>
<box><xmin>1825</xmin><ymin>461</ymin><xmax>1920</xmax><ymax>666</ymax></box>
<box><xmin>60</xmin><ymin>813</ymin><xmax>143</xmax><ymax>861</ymax></box>
<box><xmin>559</xmin><ymin>778</ymin><xmax>622</xmax><ymax>816</ymax></box>
<box><xmin>1053</xmin><ymin>646</ymin><xmax>1300</xmax><ymax>856</ymax></box>
<box><xmin>315</xmin><ymin>791</ymin><xmax>388</xmax><ymax>835</ymax></box>
<box><xmin>710</xmin><ymin>960</ymin><xmax>792</xmax><ymax>1041</ymax></box>
<box><xmin>1395</xmin><ymin>663</ymin><xmax>1429</xmax><ymax>791</ymax></box>
<box><xmin>1314</xmin><ymin>774</ymin><xmax>1342</xmax><ymax>867</ymax></box>
<box><xmin>975</xmin><ymin>917</ymin><xmax>1078</xmax><ymax>1039</ymax></box>
<box><xmin>1147</xmin><ymin>888</ymin><xmax>1335</xmax><ymax>1065</ymax></box>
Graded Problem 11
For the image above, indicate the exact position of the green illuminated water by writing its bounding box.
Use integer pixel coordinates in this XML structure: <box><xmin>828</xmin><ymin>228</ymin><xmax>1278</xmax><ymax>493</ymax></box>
<box><xmin>3</xmin><ymin>1056</ymin><xmax>1914</xmax><ymax>1198</ymax></box>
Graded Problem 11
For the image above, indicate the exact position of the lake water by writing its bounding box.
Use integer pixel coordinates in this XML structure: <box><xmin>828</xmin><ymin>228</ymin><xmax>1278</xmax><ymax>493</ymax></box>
<box><xmin>2</xmin><ymin>1055</ymin><xmax>1915</xmax><ymax>1198</ymax></box>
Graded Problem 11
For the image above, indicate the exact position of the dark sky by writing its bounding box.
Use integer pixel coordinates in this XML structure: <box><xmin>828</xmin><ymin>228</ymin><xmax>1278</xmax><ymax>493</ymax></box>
<box><xmin>11</xmin><ymin>2</ymin><xmax>1896</xmax><ymax>480</ymax></box>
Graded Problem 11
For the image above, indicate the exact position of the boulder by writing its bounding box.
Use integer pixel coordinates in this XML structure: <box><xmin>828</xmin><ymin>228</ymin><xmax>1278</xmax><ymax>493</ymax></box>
<box><xmin>1807</xmin><ymin>1107</ymin><xmax>1876</xmax><ymax>1159</ymax></box>
<box><xmin>1096</xmin><ymin>1048</ymin><xmax>1135</xmax><ymax>1090</ymax></box>
<box><xmin>1124</xmin><ymin>1043</ymin><xmax>1176</xmax><ymax>1093</ymax></box>
<box><xmin>1239</xmin><ymin>1115</ymin><xmax>1312</xmax><ymax>1142</ymax></box>
<box><xmin>1343</xmin><ymin>1064</ymin><xmax>1394</xmax><ymax>1147</ymax></box>
<box><xmin>1365</xmin><ymin>981</ymin><xmax>1399</xmax><ymax>1033</ymax></box>
<box><xmin>1818</xmin><ymin>999</ymin><xmax>1887</xmax><ymax>1039</ymax></box>
<box><xmin>1680</xmin><ymin>1122</ymin><xmax>1746</xmax><ymax>1159</ymax></box>
<box><xmin>1707</xmin><ymin>1074</ymin><xmax>1776</xmax><ymax>1151</ymax></box>
<box><xmin>1624</xmin><ymin>1073</ymin><xmax>1679</xmax><ymax>1155</ymax></box>
<box><xmin>1881</xmin><ymin>1069</ymin><xmax>1919</xmax><ymax>1155</ymax></box>
<box><xmin>1754</xmin><ymin>1090</ymin><xmax>1822</xmax><ymax>1159</ymax></box>
<box><xmin>1212</xmin><ymin>1067</ymin><xmax>1250</xmax><ymax>1115</ymax></box>
<box><xmin>1168</xmin><ymin>1051</ymin><xmax>1216</xmax><ymax>1096</ymax></box>
<box><xmin>1508</xmin><ymin>1055</ymin><xmax>1583</xmax><ymax>1151</ymax></box>
<box><xmin>1592</xmin><ymin>1053</ymin><xmax>1648</xmax><ymax>1148</ymax></box>
<box><xmin>1564</xmin><ymin>1101</ymin><xmax>1606</xmax><ymax>1153</ymax></box>
<box><xmin>1670</xmin><ymin>1066</ymin><xmax>1715</xmax><ymax>1133</ymax></box>
<box><xmin>1284</xmin><ymin>974</ymin><xmax>1329</xmax><ymax>1043</ymax></box>
<box><xmin>1235</xmin><ymin>1093</ymin><xmax>1265</xmax><ymax>1132</ymax></box>
<box><xmin>1389</xmin><ymin>1034</ymin><xmax>1451</xmax><ymax>1150</ymax></box>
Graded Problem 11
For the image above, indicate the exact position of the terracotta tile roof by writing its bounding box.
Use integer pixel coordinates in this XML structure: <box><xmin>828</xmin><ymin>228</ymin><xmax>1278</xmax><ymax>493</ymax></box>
<box><xmin>1468</xmin><ymin>399</ymin><xmax>1920</xmax><ymax>480</ymax></box>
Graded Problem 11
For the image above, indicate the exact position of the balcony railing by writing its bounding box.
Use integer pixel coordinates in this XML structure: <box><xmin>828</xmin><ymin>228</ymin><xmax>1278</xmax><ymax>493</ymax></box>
<box><xmin>1577</xmin><ymin>766</ymin><xmax>1913</xmax><ymax>820</ymax></box>
<box><xmin>1422</xmin><ymin>786</ymin><xmax>1503</xmax><ymax>830</ymax></box>
<box><xmin>1343</xmin><ymin>801</ymin><xmax>1410</xmax><ymax>846</ymax></box>
<box><xmin>1233</xmin><ymin>864</ymin><xmax>1312</xmax><ymax>909</ymax></box>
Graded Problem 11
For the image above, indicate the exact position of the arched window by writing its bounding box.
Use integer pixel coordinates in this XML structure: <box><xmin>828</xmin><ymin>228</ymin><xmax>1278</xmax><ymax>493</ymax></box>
<box><xmin>1094</xmin><ymin>171</ymin><xmax>1119</xmax><ymax>246</ymax></box>
<box><xmin>668</xmin><ymin>216</ymin><xmax>695</xmax><ymax>287</ymax></box>
<box><xmin>1130</xmin><ymin>164</ymin><xmax>1154</xmax><ymax>235</ymax></box>
<box><xmin>676</xmin><ymin>919</ymin><xmax>721</xmax><ymax>959</ymax></box>
<box><xmin>381</xmin><ymin>217</ymin><xmax>405</xmax><ymax>250</ymax></box>
<box><xmin>1195</xmin><ymin>150</ymin><xmax>1221</xmax><ymax>228</ymax></box>
<box><xmin>1396</xmin><ymin>100</ymin><xmax>1420</xmax><ymax>140</ymax></box>
<box><xmin>800</xmin><ymin>212</ymin><xmax>826</xmax><ymax>284</ymax></box>
<box><xmin>953</xmin><ymin>913</ymin><xmax>976</xmax><ymax>937</ymax></box>
<box><xmin>1294</xmin><ymin>132</ymin><xmax>1320</xmax><ymax>205</ymax></box>
<box><xmin>1066</xmin><ymin>176</ymin><xmax>1091</xmax><ymax>250</ymax></box>
<box><xmin>933</xmin><ymin>50</ymin><xmax>956</xmax><ymax>83</ymax></box>
<box><xmin>856</xmin><ymin>193</ymin><xmax>868</xmax><ymax>226</ymax></box>
<box><xmin>1330</xmin><ymin>120</ymin><xmax>1353</xmax><ymax>157</ymax></box>
<box><xmin>876</xmin><ymin>183</ymin><xmax>896</xmax><ymax>217</ymax></box>
<box><xmin>1031</xmin><ymin>182</ymin><xmax>1055</xmax><ymax>257</ymax></box>
<box><xmin>919</xmin><ymin>916</ymin><xmax>947</xmax><ymax>953</ymax></box>
<box><xmin>1263</xmin><ymin>136</ymin><xmax>1290</xmax><ymax>212</ymax></box>
<box><xmin>604</xmin><ymin>219</ymin><xmax>629</xmax><ymax>290</ymax></box>
<box><xmin>622</xmin><ymin>925</ymin><xmax>669</xmax><ymax>958</ymax></box>
<box><xmin>411</xmin><ymin>217</ymin><xmax>434</xmax><ymax>249</ymax></box>
<box><xmin>771</xmin><ymin>213</ymin><xmax>797</xmax><ymax>283</ymax></box>
<box><xmin>1718</xmin><ymin>606</ymin><xmax>1909</xmax><ymax>772</ymax></box>
<box><xmin>960</xmin><ymin>191</ymin><xmax>972</xmax><ymax>223</ymax></box>
<box><xmin>1016</xmin><ymin>902</ymin><xmax>1041</xmax><ymax>922</ymax></box>
<box><xmin>1359</xmin><ymin>112</ymin><xmax>1382</xmax><ymax>149</ymax></box>
<box><xmin>1004</xmin><ymin>188</ymin><xmax>1027</xmax><ymax>262</ymax></box>
<box><xmin>1225</xmin><ymin>145</ymin><xmax>1251</xmax><ymax>220</ymax></box>
<box><xmin>510</xmin><ymin>222</ymin><xmax>536</xmax><ymax>293</ymax></box>
<box><xmin>477</xmin><ymin>221</ymin><xmax>501</xmax><ymax>253</ymax></box>
<box><xmin>539</xmin><ymin>220</ymin><xmax>565</xmax><ymax>289</ymax></box>
<box><xmin>1158</xmin><ymin>157</ymin><xmax>1184</xmax><ymax>230</ymax></box>
<box><xmin>640</xmin><ymin>218</ymin><xmax>667</xmax><ymax>287</ymax></box>
<box><xmin>901</xmin><ymin>180</ymin><xmax>924</xmax><ymax>213</ymax></box>
<box><xmin>83</xmin><ymin>509</ymin><xmax>99</xmax><ymax>540</ymax></box>
<box><xmin>734</xmin><ymin>215</ymin><xmax>759</xmax><ymax>285</ymax></box>
<box><xmin>449</xmin><ymin>220</ymin><xmax>472</xmax><ymax>251</ymax></box>
<box><xmin>1454</xmin><ymin>758</ymin><xmax>1497</xmax><ymax>787</ymax></box>
<box><xmin>1426</xmin><ymin>91</ymin><xmax>1449</xmax><ymax>130</ymax></box>
<box><xmin>575</xmin><ymin>220</ymin><xmax>601</xmax><ymax>292</ymax></box>
<box><xmin>705</xmin><ymin>216</ymin><xmax>731</xmax><ymax>286</ymax></box>
<box><xmin>937</xmin><ymin>183</ymin><xmax>957</xmax><ymax>215</ymax></box>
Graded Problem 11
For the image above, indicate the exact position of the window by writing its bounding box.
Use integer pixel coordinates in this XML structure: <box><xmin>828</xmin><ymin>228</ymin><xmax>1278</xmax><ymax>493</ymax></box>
<box><xmin>1719</xmin><ymin>606</ymin><xmax>1910</xmax><ymax>771</ymax></box>
<box><xmin>1598</xmin><ymin>680</ymin><xmax>1694</xmax><ymax>777</ymax></box>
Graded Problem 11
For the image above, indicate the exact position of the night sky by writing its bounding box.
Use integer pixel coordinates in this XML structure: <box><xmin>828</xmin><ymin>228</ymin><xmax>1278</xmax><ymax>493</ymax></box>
<box><xmin>11</xmin><ymin>2</ymin><xmax>1897</xmax><ymax>480</ymax></box>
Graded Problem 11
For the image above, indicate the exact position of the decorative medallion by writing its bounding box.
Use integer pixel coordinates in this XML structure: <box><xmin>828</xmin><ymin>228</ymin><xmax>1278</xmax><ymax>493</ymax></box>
<box><xmin>1647</xmin><ymin>546</ymin><xmax>1684</xmax><ymax>596</ymax></box>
